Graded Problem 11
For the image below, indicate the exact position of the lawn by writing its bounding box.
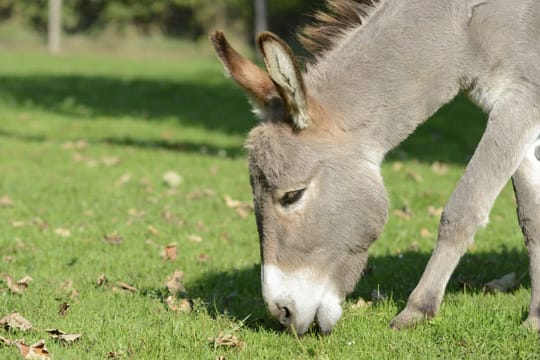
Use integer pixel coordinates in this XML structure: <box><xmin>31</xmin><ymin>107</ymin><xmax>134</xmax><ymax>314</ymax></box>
<box><xmin>0</xmin><ymin>47</ymin><xmax>538</xmax><ymax>359</ymax></box>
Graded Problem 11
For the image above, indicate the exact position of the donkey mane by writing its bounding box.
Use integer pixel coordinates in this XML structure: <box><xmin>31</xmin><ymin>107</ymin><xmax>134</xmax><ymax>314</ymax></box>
<box><xmin>298</xmin><ymin>0</ymin><xmax>381</xmax><ymax>58</ymax></box>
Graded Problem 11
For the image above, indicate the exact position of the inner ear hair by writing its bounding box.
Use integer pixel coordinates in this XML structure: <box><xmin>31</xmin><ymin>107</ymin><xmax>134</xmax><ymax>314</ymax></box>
<box><xmin>257</xmin><ymin>32</ymin><xmax>310</xmax><ymax>130</ymax></box>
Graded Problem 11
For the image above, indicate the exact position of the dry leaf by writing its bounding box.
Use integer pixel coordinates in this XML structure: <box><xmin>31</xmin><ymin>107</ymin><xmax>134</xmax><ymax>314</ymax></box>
<box><xmin>163</xmin><ymin>171</ymin><xmax>183</xmax><ymax>188</ymax></box>
<box><xmin>45</xmin><ymin>329</ymin><xmax>82</xmax><ymax>344</ymax></box>
<box><xmin>96</xmin><ymin>274</ymin><xmax>108</xmax><ymax>288</ymax></box>
<box><xmin>406</xmin><ymin>170</ymin><xmax>423</xmax><ymax>183</ymax></box>
<box><xmin>11</xmin><ymin>220</ymin><xmax>26</xmax><ymax>228</ymax></box>
<box><xmin>186</xmin><ymin>188</ymin><xmax>216</xmax><ymax>201</ymax></box>
<box><xmin>166</xmin><ymin>270</ymin><xmax>185</xmax><ymax>295</ymax></box>
<box><xmin>431</xmin><ymin>161</ymin><xmax>449</xmax><ymax>175</ymax></box>
<box><xmin>223</xmin><ymin>195</ymin><xmax>253</xmax><ymax>219</ymax></box>
<box><xmin>211</xmin><ymin>332</ymin><xmax>245</xmax><ymax>349</ymax></box>
<box><xmin>392</xmin><ymin>162</ymin><xmax>403</xmax><ymax>171</ymax></box>
<box><xmin>484</xmin><ymin>272</ymin><xmax>517</xmax><ymax>293</ymax></box>
<box><xmin>427</xmin><ymin>206</ymin><xmax>444</xmax><ymax>218</ymax></box>
<box><xmin>209</xmin><ymin>166</ymin><xmax>220</xmax><ymax>176</ymax></box>
<box><xmin>103</xmin><ymin>234</ymin><xmax>123</xmax><ymax>245</ymax></box>
<box><xmin>0</xmin><ymin>336</ymin><xmax>12</xmax><ymax>346</ymax></box>
<box><xmin>351</xmin><ymin>298</ymin><xmax>372</xmax><ymax>309</ymax></box>
<box><xmin>0</xmin><ymin>195</ymin><xmax>13</xmax><ymax>207</ymax></box>
<box><xmin>58</xmin><ymin>280</ymin><xmax>79</xmax><ymax>299</ymax></box>
<box><xmin>116</xmin><ymin>173</ymin><xmax>132</xmax><ymax>187</ymax></box>
<box><xmin>62</xmin><ymin>140</ymin><xmax>87</xmax><ymax>150</ymax></box>
<box><xmin>197</xmin><ymin>253</ymin><xmax>211</xmax><ymax>262</ymax></box>
<box><xmin>58</xmin><ymin>302</ymin><xmax>70</xmax><ymax>316</ymax></box>
<box><xmin>3</xmin><ymin>256</ymin><xmax>13</xmax><ymax>263</ymax></box>
<box><xmin>117</xmin><ymin>281</ymin><xmax>138</xmax><ymax>293</ymax></box>
<box><xmin>161</xmin><ymin>243</ymin><xmax>177</xmax><ymax>261</ymax></box>
<box><xmin>15</xmin><ymin>340</ymin><xmax>51</xmax><ymax>359</ymax></box>
<box><xmin>408</xmin><ymin>241</ymin><xmax>420</xmax><ymax>252</ymax></box>
<box><xmin>187</xmin><ymin>234</ymin><xmax>202</xmax><ymax>243</ymax></box>
<box><xmin>393</xmin><ymin>209</ymin><xmax>411</xmax><ymax>220</ymax></box>
<box><xmin>147</xmin><ymin>225</ymin><xmax>159</xmax><ymax>236</ymax></box>
<box><xmin>0</xmin><ymin>312</ymin><xmax>32</xmax><ymax>331</ymax></box>
<box><xmin>55</xmin><ymin>228</ymin><xmax>71</xmax><ymax>238</ymax></box>
<box><xmin>102</xmin><ymin>157</ymin><xmax>121</xmax><ymax>167</ymax></box>
<box><xmin>215</xmin><ymin>357</ymin><xmax>226</xmax><ymax>360</ymax></box>
<box><xmin>5</xmin><ymin>275</ymin><xmax>22</xmax><ymax>294</ymax></box>
<box><xmin>166</xmin><ymin>296</ymin><xmax>192</xmax><ymax>313</ymax></box>
<box><xmin>420</xmin><ymin>228</ymin><xmax>433</xmax><ymax>238</ymax></box>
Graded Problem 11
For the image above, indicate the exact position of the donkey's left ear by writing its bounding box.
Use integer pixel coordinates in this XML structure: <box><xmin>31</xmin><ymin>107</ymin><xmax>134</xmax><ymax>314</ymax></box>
<box><xmin>257</xmin><ymin>32</ymin><xmax>309</xmax><ymax>130</ymax></box>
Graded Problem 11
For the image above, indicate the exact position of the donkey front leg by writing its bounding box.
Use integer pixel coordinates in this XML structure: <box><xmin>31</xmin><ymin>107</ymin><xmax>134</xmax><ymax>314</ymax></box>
<box><xmin>390</xmin><ymin>94</ymin><xmax>540</xmax><ymax>329</ymax></box>
<box><xmin>512</xmin><ymin>136</ymin><xmax>540</xmax><ymax>331</ymax></box>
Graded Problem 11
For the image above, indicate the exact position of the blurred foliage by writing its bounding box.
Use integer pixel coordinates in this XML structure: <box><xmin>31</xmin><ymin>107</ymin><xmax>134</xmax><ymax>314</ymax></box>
<box><xmin>0</xmin><ymin>0</ymin><xmax>324</xmax><ymax>44</ymax></box>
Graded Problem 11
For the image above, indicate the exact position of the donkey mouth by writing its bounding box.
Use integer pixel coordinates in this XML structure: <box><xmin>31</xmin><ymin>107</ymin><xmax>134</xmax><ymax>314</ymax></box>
<box><xmin>262</xmin><ymin>265</ymin><xmax>343</xmax><ymax>335</ymax></box>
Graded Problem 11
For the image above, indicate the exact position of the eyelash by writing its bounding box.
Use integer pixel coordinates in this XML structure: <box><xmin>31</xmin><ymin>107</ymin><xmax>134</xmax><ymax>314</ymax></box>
<box><xmin>279</xmin><ymin>188</ymin><xmax>306</xmax><ymax>207</ymax></box>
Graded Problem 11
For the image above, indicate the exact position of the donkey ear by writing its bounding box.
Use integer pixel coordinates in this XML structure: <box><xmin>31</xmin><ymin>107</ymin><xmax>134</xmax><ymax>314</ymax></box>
<box><xmin>257</xmin><ymin>32</ymin><xmax>309</xmax><ymax>130</ymax></box>
<box><xmin>210</xmin><ymin>31</ymin><xmax>281</xmax><ymax>118</ymax></box>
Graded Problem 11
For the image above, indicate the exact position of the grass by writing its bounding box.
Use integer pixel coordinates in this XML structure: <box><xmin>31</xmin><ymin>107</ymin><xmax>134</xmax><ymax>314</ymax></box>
<box><xmin>0</xmin><ymin>44</ymin><xmax>538</xmax><ymax>359</ymax></box>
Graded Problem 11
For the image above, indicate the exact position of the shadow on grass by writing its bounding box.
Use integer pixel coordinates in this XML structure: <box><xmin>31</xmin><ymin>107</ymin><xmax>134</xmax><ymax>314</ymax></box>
<box><xmin>188</xmin><ymin>248</ymin><xmax>529</xmax><ymax>331</ymax></box>
<box><xmin>0</xmin><ymin>73</ymin><xmax>488</xmax><ymax>163</ymax></box>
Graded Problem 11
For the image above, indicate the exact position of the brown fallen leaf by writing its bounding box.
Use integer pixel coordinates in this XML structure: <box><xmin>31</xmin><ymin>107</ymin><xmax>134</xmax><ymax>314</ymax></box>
<box><xmin>166</xmin><ymin>296</ymin><xmax>193</xmax><ymax>313</ymax></box>
<box><xmin>187</xmin><ymin>234</ymin><xmax>202</xmax><ymax>243</ymax></box>
<box><xmin>420</xmin><ymin>228</ymin><xmax>433</xmax><ymax>238</ymax></box>
<box><xmin>186</xmin><ymin>188</ymin><xmax>216</xmax><ymax>201</ymax></box>
<box><xmin>62</xmin><ymin>139</ymin><xmax>87</xmax><ymax>150</ymax></box>
<box><xmin>224</xmin><ymin>195</ymin><xmax>253</xmax><ymax>219</ymax></box>
<box><xmin>45</xmin><ymin>329</ymin><xmax>82</xmax><ymax>344</ymax></box>
<box><xmin>32</xmin><ymin>217</ymin><xmax>49</xmax><ymax>230</ymax></box>
<box><xmin>163</xmin><ymin>171</ymin><xmax>183</xmax><ymax>188</ymax></box>
<box><xmin>102</xmin><ymin>157</ymin><xmax>121</xmax><ymax>167</ymax></box>
<box><xmin>147</xmin><ymin>225</ymin><xmax>160</xmax><ymax>236</ymax></box>
<box><xmin>211</xmin><ymin>332</ymin><xmax>245</xmax><ymax>349</ymax></box>
<box><xmin>393</xmin><ymin>209</ymin><xmax>412</xmax><ymax>220</ymax></box>
<box><xmin>392</xmin><ymin>162</ymin><xmax>403</xmax><ymax>171</ymax></box>
<box><xmin>215</xmin><ymin>356</ymin><xmax>226</xmax><ymax>360</ymax></box>
<box><xmin>408</xmin><ymin>241</ymin><xmax>420</xmax><ymax>252</ymax></box>
<box><xmin>0</xmin><ymin>312</ymin><xmax>32</xmax><ymax>331</ymax></box>
<box><xmin>484</xmin><ymin>272</ymin><xmax>518</xmax><ymax>293</ymax></box>
<box><xmin>0</xmin><ymin>335</ymin><xmax>12</xmax><ymax>346</ymax></box>
<box><xmin>161</xmin><ymin>243</ymin><xmax>177</xmax><ymax>261</ymax></box>
<box><xmin>15</xmin><ymin>340</ymin><xmax>50</xmax><ymax>359</ymax></box>
<box><xmin>103</xmin><ymin>234</ymin><xmax>123</xmax><ymax>245</ymax></box>
<box><xmin>96</xmin><ymin>274</ymin><xmax>108</xmax><ymax>288</ymax></box>
<box><xmin>166</xmin><ymin>270</ymin><xmax>185</xmax><ymax>296</ymax></box>
<box><xmin>11</xmin><ymin>220</ymin><xmax>26</xmax><ymax>228</ymax></box>
<box><xmin>58</xmin><ymin>280</ymin><xmax>79</xmax><ymax>300</ymax></box>
<box><xmin>0</xmin><ymin>195</ymin><xmax>13</xmax><ymax>207</ymax></box>
<box><xmin>116</xmin><ymin>281</ymin><xmax>138</xmax><ymax>293</ymax></box>
<box><xmin>406</xmin><ymin>170</ymin><xmax>423</xmax><ymax>183</ymax></box>
<box><xmin>115</xmin><ymin>173</ymin><xmax>132</xmax><ymax>187</ymax></box>
<box><xmin>350</xmin><ymin>298</ymin><xmax>372</xmax><ymax>309</ymax></box>
<box><xmin>3</xmin><ymin>256</ymin><xmax>13</xmax><ymax>263</ymax></box>
<box><xmin>5</xmin><ymin>275</ymin><xmax>23</xmax><ymax>294</ymax></box>
<box><xmin>58</xmin><ymin>302</ymin><xmax>70</xmax><ymax>317</ymax></box>
<box><xmin>197</xmin><ymin>253</ymin><xmax>211</xmax><ymax>263</ymax></box>
<box><xmin>431</xmin><ymin>161</ymin><xmax>449</xmax><ymax>175</ymax></box>
<box><xmin>427</xmin><ymin>205</ymin><xmax>444</xmax><ymax>218</ymax></box>
<box><xmin>55</xmin><ymin>228</ymin><xmax>71</xmax><ymax>238</ymax></box>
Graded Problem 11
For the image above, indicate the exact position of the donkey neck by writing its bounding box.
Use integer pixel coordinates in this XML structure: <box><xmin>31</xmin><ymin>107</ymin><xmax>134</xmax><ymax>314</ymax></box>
<box><xmin>305</xmin><ymin>0</ymin><xmax>469</xmax><ymax>158</ymax></box>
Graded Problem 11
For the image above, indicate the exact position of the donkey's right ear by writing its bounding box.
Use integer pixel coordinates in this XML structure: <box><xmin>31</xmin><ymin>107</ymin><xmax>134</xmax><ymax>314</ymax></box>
<box><xmin>210</xmin><ymin>31</ymin><xmax>281</xmax><ymax>118</ymax></box>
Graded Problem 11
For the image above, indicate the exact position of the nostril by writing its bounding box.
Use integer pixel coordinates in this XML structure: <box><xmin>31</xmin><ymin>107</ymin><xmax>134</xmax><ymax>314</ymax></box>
<box><xmin>278</xmin><ymin>306</ymin><xmax>292</xmax><ymax>327</ymax></box>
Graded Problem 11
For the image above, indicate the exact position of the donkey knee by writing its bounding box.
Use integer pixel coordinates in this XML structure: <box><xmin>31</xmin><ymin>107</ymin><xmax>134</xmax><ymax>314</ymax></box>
<box><xmin>438</xmin><ymin>209</ymin><xmax>486</xmax><ymax>251</ymax></box>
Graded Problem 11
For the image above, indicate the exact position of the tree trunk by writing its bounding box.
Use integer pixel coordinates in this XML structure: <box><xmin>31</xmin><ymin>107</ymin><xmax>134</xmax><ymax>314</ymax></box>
<box><xmin>254</xmin><ymin>0</ymin><xmax>268</xmax><ymax>39</ymax></box>
<box><xmin>48</xmin><ymin>0</ymin><xmax>62</xmax><ymax>54</ymax></box>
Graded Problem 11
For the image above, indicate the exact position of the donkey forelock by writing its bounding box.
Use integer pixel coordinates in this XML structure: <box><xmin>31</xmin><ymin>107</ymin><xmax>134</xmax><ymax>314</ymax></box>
<box><xmin>299</xmin><ymin>0</ymin><xmax>382</xmax><ymax>58</ymax></box>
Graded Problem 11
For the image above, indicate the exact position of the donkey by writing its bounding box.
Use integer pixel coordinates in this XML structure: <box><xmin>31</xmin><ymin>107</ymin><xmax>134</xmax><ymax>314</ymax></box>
<box><xmin>210</xmin><ymin>0</ymin><xmax>540</xmax><ymax>335</ymax></box>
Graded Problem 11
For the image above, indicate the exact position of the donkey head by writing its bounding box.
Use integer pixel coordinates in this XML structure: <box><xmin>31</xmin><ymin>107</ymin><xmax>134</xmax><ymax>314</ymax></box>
<box><xmin>211</xmin><ymin>31</ymin><xmax>388</xmax><ymax>334</ymax></box>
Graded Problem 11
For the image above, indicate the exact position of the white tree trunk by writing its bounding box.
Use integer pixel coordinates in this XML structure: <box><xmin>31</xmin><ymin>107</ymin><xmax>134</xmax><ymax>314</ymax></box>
<box><xmin>48</xmin><ymin>0</ymin><xmax>62</xmax><ymax>54</ymax></box>
<box><xmin>254</xmin><ymin>0</ymin><xmax>268</xmax><ymax>38</ymax></box>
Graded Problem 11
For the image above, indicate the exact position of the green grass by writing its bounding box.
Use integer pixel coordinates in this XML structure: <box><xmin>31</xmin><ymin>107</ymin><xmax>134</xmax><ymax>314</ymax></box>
<box><xmin>0</xmin><ymin>47</ymin><xmax>538</xmax><ymax>359</ymax></box>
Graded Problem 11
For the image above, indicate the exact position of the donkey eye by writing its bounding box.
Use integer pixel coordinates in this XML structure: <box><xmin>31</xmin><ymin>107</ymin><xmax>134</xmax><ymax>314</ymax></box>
<box><xmin>280</xmin><ymin>189</ymin><xmax>306</xmax><ymax>207</ymax></box>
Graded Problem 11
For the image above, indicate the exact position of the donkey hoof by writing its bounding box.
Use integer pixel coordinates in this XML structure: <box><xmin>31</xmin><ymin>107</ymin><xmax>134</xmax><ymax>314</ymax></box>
<box><xmin>520</xmin><ymin>317</ymin><xmax>540</xmax><ymax>333</ymax></box>
<box><xmin>389</xmin><ymin>307</ymin><xmax>428</xmax><ymax>330</ymax></box>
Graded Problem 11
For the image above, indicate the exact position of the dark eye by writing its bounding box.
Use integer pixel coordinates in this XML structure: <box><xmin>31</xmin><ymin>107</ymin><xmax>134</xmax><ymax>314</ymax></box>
<box><xmin>280</xmin><ymin>189</ymin><xmax>306</xmax><ymax>207</ymax></box>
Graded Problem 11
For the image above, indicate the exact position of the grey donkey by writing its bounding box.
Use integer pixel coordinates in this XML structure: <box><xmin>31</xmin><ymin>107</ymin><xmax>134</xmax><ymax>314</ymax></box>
<box><xmin>210</xmin><ymin>0</ymin><xmax>540</xmax><ymax>335</ymax></box>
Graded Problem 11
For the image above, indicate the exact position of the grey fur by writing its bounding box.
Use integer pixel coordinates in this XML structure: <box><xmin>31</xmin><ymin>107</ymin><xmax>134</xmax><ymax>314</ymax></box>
<box><xmin>211</xmin><ymin>0</ymin><xmax>540</xmax><ymax>333</ymax></box>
